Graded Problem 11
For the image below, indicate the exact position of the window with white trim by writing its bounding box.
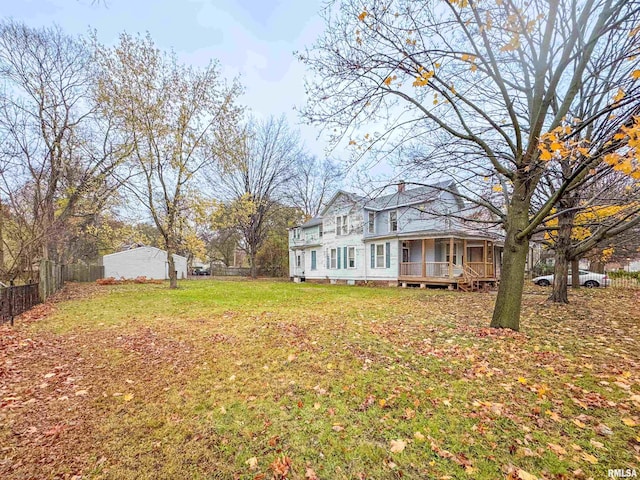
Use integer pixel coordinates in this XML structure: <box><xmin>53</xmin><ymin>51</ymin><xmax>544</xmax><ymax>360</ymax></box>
<box><xmin>330</xmin><ymin>248</ymin><xmax>337</xmax><ymax>269</ymax></box>
<box><xmin>389</xmin><ymin>211</ymin><xmax>398</xmax><ymax>232</ymax></box>
<box><xmin>445</xmin><ymin>242</ymin><xmax>459</xmax><ymax>265</ymax></box>
<box><xmin>368</xmin><ymin>212</ymin><xmax>375</xmax><ymax>234</ymax></box>
<box><xmin>336</xmin><ymin>215</ymin><xmax>348</xmax><ymax>235</ymax></box>
<box><xmin>376</xmin><ymin>244</ymin><xmax>385</xmax><ymax>268</ymax></box>
<box><xmin>348</xmin><ymin>246</ymin><xmax>356</xmax><ymax>268</ymax></box>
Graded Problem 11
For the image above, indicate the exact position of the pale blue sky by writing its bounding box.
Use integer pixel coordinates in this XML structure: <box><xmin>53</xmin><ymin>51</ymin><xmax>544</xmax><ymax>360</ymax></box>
<box><xmin>5</xmin><ymin>0</ymin><xmax>329</xmax><ymax>156</ymax></box>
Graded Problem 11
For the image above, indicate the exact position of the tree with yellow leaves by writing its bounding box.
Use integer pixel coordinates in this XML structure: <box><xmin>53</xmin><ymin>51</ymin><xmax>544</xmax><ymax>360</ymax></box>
<box><xmin>301</xmin><ymin>0</ymin><xmax>640</xmax><ymax>330</ymax></box>
<box><xmin>94</xmin><ymin>33</ymin><xmax>242</xmax><ymax>288</ymax></box>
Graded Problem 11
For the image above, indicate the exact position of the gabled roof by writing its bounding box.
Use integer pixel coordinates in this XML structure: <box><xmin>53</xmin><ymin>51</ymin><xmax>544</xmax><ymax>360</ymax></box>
<box><xmin>318</xmin><ymin>190</ymin><xmax>366</xmax><ymax>217</ymax></box>
<box><xmin>300</xmin><ymin>217</ymin><xmax>323</xmax><ymax>228</ymax></box>
<box><xmin>363</xmin><ymin>180</ymin><xmax>458</xmax><ymax>211</ymax></box>
<box><xmin>315</xmin><ymin>180</ymin><xmax>461</xmax><ymax>219</ymax></box>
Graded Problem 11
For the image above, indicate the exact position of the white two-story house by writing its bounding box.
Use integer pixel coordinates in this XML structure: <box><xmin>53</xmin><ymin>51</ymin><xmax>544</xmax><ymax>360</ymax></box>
<box><xmin>288</xmin><ymin>181</ymin><xmax>503</xmax><ymax>290</ymax></box>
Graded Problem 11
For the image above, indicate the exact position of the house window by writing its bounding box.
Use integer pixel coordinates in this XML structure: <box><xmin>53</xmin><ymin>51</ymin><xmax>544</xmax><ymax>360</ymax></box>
<box><xmin>348</xmin><ymin>246</ymin><xmax>356</xmax><ymax>268</ymax></box>
<box><xmin>293</xmin><ymin>228</ymin><xmax>301</xmax><ymax>240</ymax></box>
<box><xmin>311</xmin><ymin>251</ymin><xmax>317</xmax><ymax>270</ymax></box>
<box><xmin>336</xmin><ymin>215</ymin><xmax>348</xmax><ymax>236</ymax></box>
<box><xmin>445</xmin><ymin>242</ymin><xmax>458</xmax><ymax>265</ymax></box>
<box><xmin>389</xmin><ymin>211</ymin><xmax>398</xmax><ymax>232</ymax></box>
<box><xmin>319</xmin><ymin>224</ymin><xmax>323</xmax><ymax>237</ymax></box>
<box><xmin>376</xmin><ymin>244</ymin><xmax>385</xmax><ymax>268</ymax></box>
<box><xmin>368</xmin><ymin>212</ymin><xmax>375</xmax><ymax>234</ymax></box>
<box><xmin>296</xmin><ymin>255</ymin><xmax>301</xmax><ymax>267</ymax></box>
<box><xmin>330</xmin><ymin>248</ymin><xmax>337</xmax><ymax>269</ymax></box>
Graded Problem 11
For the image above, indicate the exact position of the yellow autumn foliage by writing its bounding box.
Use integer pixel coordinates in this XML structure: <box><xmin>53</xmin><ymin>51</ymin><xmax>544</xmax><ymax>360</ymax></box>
<box><xmin>544</xmin><ymin>204</ymin><xmax>639</xmax><ymax>243</ymax></box>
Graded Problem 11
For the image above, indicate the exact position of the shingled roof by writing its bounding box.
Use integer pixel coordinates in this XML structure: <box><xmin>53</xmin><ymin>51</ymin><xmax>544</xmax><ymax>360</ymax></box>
<box><xmin>363</xmin><ymin>180</ymin><xmax>455</xmax><ymax>211</ymax></box>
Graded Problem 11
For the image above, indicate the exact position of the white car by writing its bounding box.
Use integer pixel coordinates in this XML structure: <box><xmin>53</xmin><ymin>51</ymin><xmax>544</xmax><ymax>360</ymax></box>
<box><xmin>532</xmin><ymin>270</ymin><xmax>610</xmax><ymax>288</ymax></box>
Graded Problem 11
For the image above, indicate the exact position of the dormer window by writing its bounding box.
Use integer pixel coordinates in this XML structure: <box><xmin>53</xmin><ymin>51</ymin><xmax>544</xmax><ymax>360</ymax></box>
<box><xmin>368</xmin><ymin>212</ymin><xmax>375</xmax><ymax>234</ymax></box>
<box><xmin>389</xmin><ymin>211</ymin><xmax>398</xmax><ymax>232</ymax></box>
<box><xmin>336</xmin><ymin>215</ymin><xmax>348</xmax><ymax>235</ymax></box>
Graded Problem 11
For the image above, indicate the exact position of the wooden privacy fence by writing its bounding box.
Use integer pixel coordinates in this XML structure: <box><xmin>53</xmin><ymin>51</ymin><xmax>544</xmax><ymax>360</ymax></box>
<box><xmin>0</xmin><ymin>283</ymin><xmax>40</xmax><ymax>325</ymax></box>
<box><xmin>63</xmin><ymin>264</ymin><xmax>104</xmax><ymax>283</ymax></box>
<box><xmin>39</xmin><ymin>259</ymin><xmax>64</xmax><ymax>301</ymax></box>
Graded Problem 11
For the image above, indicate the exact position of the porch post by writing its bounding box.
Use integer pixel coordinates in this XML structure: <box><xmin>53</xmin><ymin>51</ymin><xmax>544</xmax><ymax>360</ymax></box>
<box><xmin>483</xmin><ymin>240</ymin><xmax>487</xmax><ymax>277</ymax></box>
<box><xmin>421</xmin><ymin>239</ymin><xmax>426</xmax><ymax>278</ymax></box>
<box><xmin>448</xmin><ymin>237</ymin><xmax>454</xmax><ymax>278</ymax></box>
<box><xmin>463</xmin><ymin>239</ymin><xmax>467</xmax><ymax>267</ymax></box>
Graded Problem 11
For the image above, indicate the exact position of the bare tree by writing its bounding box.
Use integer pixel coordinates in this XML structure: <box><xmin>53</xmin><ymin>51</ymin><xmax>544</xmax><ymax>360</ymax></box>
<box><xmin>214</xmin><ymin>115</ymin><xmax>302</xmax><ymax>278</ymax></box>
<box><xmin>300</xmin><ymin>0</ymin><xmax>640</xmax><ymax>330</ymax></box>
<box><xmin>0</xmin><ymin>21</ymin><xmax>127</xmax><ymax>280</ymax></box>
<box><xmin>284</xmin><ymin>155</ymin><xmax>342</xmax><ymax>218</ymax></box>
<box><xmin>95</xmin><ymin>32</ymin><xmax>242</xmax><ymax>288</ymax></box>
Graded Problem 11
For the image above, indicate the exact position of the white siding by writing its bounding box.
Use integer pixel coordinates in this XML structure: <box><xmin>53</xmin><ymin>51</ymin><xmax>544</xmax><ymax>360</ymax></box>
<box><xmin>103</xmin><ymin>247</ymin><xmax>188</xmax><ymax>280</ymax></box>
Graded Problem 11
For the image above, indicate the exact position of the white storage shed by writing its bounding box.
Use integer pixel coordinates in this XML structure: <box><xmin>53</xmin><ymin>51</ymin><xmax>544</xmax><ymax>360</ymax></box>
<box><xmin>103</xmin><ymin>246</ymin><xmax>188</xmax><ymax>280</ymax></box>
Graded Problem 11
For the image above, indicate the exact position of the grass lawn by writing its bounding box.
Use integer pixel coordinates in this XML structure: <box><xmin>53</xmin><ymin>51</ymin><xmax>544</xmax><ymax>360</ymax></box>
<box><xmin>0</xmin><ymin>280</ymin><xmax>638</xmax><ymax>479</ymax></box>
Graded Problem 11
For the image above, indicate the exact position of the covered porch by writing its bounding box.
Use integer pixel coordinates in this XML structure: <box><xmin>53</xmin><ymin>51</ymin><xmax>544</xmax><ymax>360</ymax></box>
<box><xmin>399</xmin><ymin>237</ymin><xmax>500</xmax><ymax>287</ymax></box>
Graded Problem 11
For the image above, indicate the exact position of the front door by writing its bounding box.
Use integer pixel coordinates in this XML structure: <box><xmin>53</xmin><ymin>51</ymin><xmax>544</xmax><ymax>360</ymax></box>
<box><xmin>402</xmin><ymin>244</ymin><xmax>410</xmax><ymax>263</ymax></box>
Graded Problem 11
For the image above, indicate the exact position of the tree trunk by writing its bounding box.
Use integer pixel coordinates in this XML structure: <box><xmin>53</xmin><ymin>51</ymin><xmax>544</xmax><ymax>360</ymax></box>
<box><xmin>0</xmin><ymin>200</ymin><xmax>4</xmax><ymax>279</ymax></box>
<box><xmin>571</xmin><ymin>259</ymin><xmax>580</xmax><ymax>288</ymax></box>
<box><xmin>249</xmin><ymin>248</ymin><xmax>258</xmax><ymax>279</ymax></box>
<box><xmin>591</xmin><ymin>260</ymin><xmax>604</xmax><ymax>273</ymax></box>
<box><xmin>549</xmin><ymin>194</ymin><xmax>577</xmax><ymax>304</ymax></box>
<box><xmin>549</xmin><ymin>250</ymin><xmax>569</xmax><ymax>303</ymax></box>
<box><xmin>490</xmin><ymin>200</ymin><xmax>530</xmax><ymax>331</ymax></box>
<box><xmin>167</xmin><ymin>248</ymin><xmax>178</xmax><ymax>289</ymax></box>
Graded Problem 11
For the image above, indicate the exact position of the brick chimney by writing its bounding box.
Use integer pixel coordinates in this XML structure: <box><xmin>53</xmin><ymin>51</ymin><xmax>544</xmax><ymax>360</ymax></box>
<box><xmin>397</xmin><ymin>180</ymin><xmax>406</xmax><ymax>193</ymax></box>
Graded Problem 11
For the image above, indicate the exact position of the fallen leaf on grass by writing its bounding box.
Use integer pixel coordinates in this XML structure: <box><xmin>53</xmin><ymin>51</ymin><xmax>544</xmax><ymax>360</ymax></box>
<box><xmin>547</xmin><ymin>443</ymin><xmax>567</xmax><ymax>456</ymax></box>
<box><xmin>595</xmin><ymin>423</ymin><xmax>613</xmax><ymax>436</ymax></box>
<box><xmin>246</xmin><ymin>457</ymin><xmax>258</xmax><ymax>470</ymax></box>
<box><xmin>75</xmin><ymin>389</ymin><xmax>88</xmax><ymax>396</ymax></box>
<box><xmin>581</xmin><ymin>452</ymin><xmax>598</xmax><ymax>464</ymax></box>
<box><xmin>123</xmin><ymin>393</ymin><xmax>134</xmax><ymax>402</ymax></box>
<box><xmin>545</xmin><ymin>410</ymin><xmax>561</xmax><ymax>422</ymax></box>
<box><xmin>622</xmin><ymin>418</ymin><xmax>637</xmax><ymax>427</ymax></box>
<box><xmin>390</xmin><ymin>439</ymin><xmax>407</xmax><ymax>453</ymax></box>
<box><xmin>332</xmin><ymin>424</ymin><xmax>344</xmax><ymax>432</ymax></box>
<box><xmin>414</xmin><ymin>431</ymin><xmax>425</xmax><ymax>441</ymax></box>
<box><xmin>305</xmin><ymin>466</ymin><xmax>319</xmax><ymax>480</ymax></box>
<box><xmin>516</xmin><ymin>468</ymin><xmax>538</xmax><ymax>480</ymax></box>
<box><xmin>589</xmin><ymin>439</ymin><xmax>604</xmax><ymax>449</ymax></box>
<box><xmin>270</xmin><ymin>455</ymin><xmax>292</xmax><ymax>478</ymax></box>
<box><xmin>572</xmin><ymin>419</ymin><xmax>587</xmax><ymax>428</ymax></box>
